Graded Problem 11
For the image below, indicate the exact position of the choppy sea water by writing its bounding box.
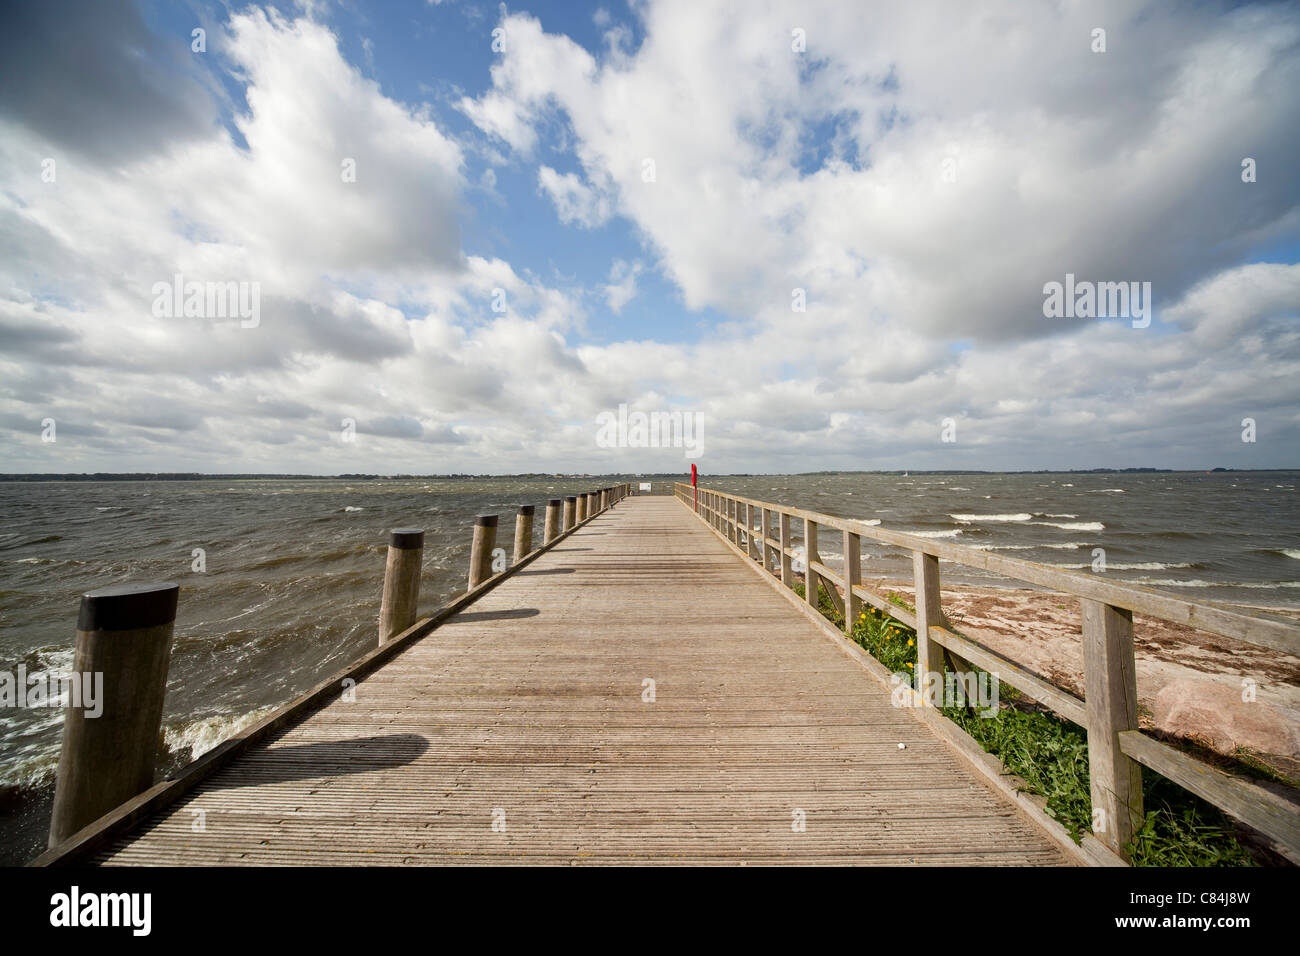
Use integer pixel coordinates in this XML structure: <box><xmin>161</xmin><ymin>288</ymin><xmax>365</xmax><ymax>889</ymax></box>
<box><xmin>709</xmin><ymin>472</ymin><xmax>1300</xmax><ymax>600</ymax></box>
<box><xmin>1</xmin><ymin>472</ymin><xmax>1296</xmax><ymax>862</ymax></box>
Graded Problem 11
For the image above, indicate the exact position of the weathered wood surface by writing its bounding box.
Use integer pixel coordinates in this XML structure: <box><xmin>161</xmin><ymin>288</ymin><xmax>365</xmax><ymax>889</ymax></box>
<box><xmin>95</xmin><ymin>498</ymin><xmax>1070</xmax><ymax>866</ymax></box>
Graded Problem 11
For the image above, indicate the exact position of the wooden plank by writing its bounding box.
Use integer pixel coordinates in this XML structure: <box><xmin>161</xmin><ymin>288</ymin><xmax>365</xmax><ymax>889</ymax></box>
<box><xmin>82</xmin><ymin>498</ymin><xmax>1071</xmax><ymax>868</ymax></box>
<box><xmin>928</xmin><ymin>627</ymin><xmax>1088</xmax><ymax>727</ymax></box>
<box><xmin>913</xmin><ymin>552</ymin><xmax>946</xmax><ymax>706</ymax></box>
<box><xmin>1083</xmin><ymin>600</ymin><xmax>1143</xmax><ymax>860</ymax></box>
<box><xmin>1118</xmin><ymin>731</ymin><xmax>1300</xmax><ymax>865</ymax></box>
<box><xmin>808</xmin><ymin>560</ymin><xmax>845</xmax><ymax>616</ymax></box>
<box><xmin>850</xmin><ymin>584</ymin><xmax>919</xmax><ymax>630</ymax></box>
<box><xmin>779</xmin><ymin>512</ymin><xmax>793</xmax><ymax>587</ymax></box>
<box><xmin>760</xmin><ymin>506</ymin><xmax>772</xmax><ymax>574</ymax></box>
<box><xmin>805</xmin><ymin>518</ymin><xmax>822</xmax><ymax>613</ymax></box>
<box><xmin>843</xmin><ymin>530</ymin><xmax>861</xmax><ymax>637</ymax></box>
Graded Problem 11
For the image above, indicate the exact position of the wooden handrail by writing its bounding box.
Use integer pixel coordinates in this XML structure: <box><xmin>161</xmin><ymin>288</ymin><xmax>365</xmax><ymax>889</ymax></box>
<box><xmin>675</xmin><ymin>483</ymin><xmax>1298</xmax><ymax>655</ymax></box>
<box><xmin>676</xmin><ymin>481</ymin><xmax>1300</xmax><ymax>863</ymax></box>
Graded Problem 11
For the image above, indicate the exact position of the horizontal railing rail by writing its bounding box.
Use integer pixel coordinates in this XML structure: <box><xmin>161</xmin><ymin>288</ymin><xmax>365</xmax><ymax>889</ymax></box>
<box><xmin>675</xmin><ymin>482</ymin><xmax>1300</xmax><ymax>864</ymax></box>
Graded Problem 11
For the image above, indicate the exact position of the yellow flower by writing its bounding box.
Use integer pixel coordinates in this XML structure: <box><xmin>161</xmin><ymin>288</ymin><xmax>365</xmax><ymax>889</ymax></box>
<box><xmin>906</xmin><ymin>662</ymin><xmax>913</xmax><ymax>669</ymax></box>
<box><xmin>907</xmin><ymin>638</ymin><xmax>914</xmax><ymax>647</ymax></box>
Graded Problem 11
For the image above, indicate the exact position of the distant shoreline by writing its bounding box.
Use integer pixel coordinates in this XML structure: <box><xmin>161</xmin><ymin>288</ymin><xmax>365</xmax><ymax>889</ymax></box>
<box><xmin>2</xmin><ymin>468</ymin><xmax>1297</xmax><ymax>482</ymax></box>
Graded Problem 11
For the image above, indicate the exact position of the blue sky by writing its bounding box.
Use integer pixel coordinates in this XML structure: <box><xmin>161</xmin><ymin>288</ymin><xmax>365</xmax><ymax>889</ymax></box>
<box><xmin>0</xmin><ymin>0</ymin><xmax>1297</xmax><ymax>473</ymax></box>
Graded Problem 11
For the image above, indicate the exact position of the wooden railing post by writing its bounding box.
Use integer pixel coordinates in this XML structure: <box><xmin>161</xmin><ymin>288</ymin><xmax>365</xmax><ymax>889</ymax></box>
<box><xmin>563</xmin><ymin>496</ymin><xmax>576</xmax><ymax>531</ymax></box>
<box><xmin>913</xmin><ymin>551</ymin><xmax>945</xmax><ymax>702</ymax></box>
<box><xmin>49</xmin><ymin>582</ymin><xmax>179</xmax><ymax>847</ymax></box>
<box><xmin>779</xmin><ymin>512</ymin><xmax>793</xmax><ymax>586</ymax></box>
<box><xmin>727</xmin><ymin>498</ymin><xmax>737</xmax><ymax>544</ymax></box>
<box><xmin>1083</xmin><ymin>599</ymin><xmax>1144</xmax><ymax>859</ymax></box>
<box><xmin>843</xmin><ymin>530</ymin><xmax>861</xmax><ymax>634</ymax></box>
<box><xmin>760</xmin><ymin>507</ymin><xmax>772</xmax><ymax>574</ymax></box>
<box><xmin>804</xmin><ymin>518</ymin><xmax>821</xmax><ymax>608</ymax></box>
<box><xmin>379</xmin><ymin>528</ymin><xmax>424</xmax><ymax>645</ymax></box>
<box><xmin>468</xmin><ymin>514</ymin><xmax>497</xmax><ymax>589</ymax></box>
<box><xmin>512</xmin><ymin>505</ymin><xmax>534</xmax><ymax>564</ymax></box>
<box><xmin>544</xmin><ymin>498</ymin><xmax>562</xmax><ymax>543</ymax></box>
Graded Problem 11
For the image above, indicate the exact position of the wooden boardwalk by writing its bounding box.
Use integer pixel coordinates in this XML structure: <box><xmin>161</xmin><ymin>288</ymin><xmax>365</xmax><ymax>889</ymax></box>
<box><xmin>93</xmin><ymin>497</ymin><xmax>1071</xmax><ymax>865</ymax></box>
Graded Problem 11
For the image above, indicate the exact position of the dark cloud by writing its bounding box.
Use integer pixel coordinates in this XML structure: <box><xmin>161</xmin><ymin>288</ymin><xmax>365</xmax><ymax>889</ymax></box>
<box><xmin>0</xmin><ymin>0</ymin><xmax>215</xmax><ymax>164</ymax></box>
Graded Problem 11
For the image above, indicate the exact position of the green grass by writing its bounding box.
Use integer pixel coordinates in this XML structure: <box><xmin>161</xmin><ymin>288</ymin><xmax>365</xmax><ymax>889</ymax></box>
<box><xmin>793</xmin><ymin>580</ymin><xmax>1258</xmax><ymax>866</ymax></box>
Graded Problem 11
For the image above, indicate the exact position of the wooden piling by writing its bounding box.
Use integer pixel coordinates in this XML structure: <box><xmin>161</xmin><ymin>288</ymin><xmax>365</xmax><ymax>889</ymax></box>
<box><xmin>576</xmin><ymin>494</ymin><xmax>588</xmax><ymax>523</ymax></box>
<box><xmin>563</xmin><ymin>496</ymin><xmax>576</xmax><ymax>530</ymax></box>
<box><xmin>49</xmin><ymin>582</ymin><xmax>179</xmax><ymax>848</ymax></box>
<box><xmin>544</xmin><ymin>498</ymin><xmax>562</xmax><ymax>544</ymax></box>
<box><xmin>512</xmin><ymin>505</ymin><xmax>534</xmax><ymax>564</ymax></box>
<box><xmin>468</xmin><ymin>515</ymin><xmax>498</xmax><ymax>589</ymax></box>
<box><xmin>378</xmin><ymin>528</ymin><xmax>424</xmax><ymax>645</ymax></box>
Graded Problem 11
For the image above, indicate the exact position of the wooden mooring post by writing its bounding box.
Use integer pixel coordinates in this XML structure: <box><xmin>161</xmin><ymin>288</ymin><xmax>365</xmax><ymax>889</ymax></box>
<box><xmin>48</xmin><ymin>582</ymin><xmax>179</xmax><ymax>847</ymax></box>
<box><xmin>544</xmin><ymin>498</ymin><xmax>561</xmax><ymax>544</ymax></box>
<box><xmin>468</xmin><ymin>514</ymin><xmax>497</xmax><ymax>589</ymax></box>
<box><xmin>378</xmin><ymin>528</ymin><xmax>424</xmax><ymax>645</ymax></box>
<box><xmin>563</xmin><ymin>496</ymin><xmax>576</xmax><ymax>530</ymax></box>
<box><xmin>512</xmin><ymin>505</ymin><xmax>534</xmax><ymax>564</ymax></box>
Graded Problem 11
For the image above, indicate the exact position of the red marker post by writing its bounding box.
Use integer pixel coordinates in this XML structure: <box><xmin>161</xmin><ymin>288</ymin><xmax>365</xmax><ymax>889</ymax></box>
<box><xmin>691</xmin><ymin>463</ymin><xmax>698</xmax><ymax>512</ymax></box>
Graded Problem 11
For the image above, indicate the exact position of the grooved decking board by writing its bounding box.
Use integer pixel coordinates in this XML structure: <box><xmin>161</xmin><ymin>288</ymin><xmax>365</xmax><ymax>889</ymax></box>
<box><xmin>95</xmin><ymin>497</ymin><xmax>1071</xmax><ymax>866</ymax></box>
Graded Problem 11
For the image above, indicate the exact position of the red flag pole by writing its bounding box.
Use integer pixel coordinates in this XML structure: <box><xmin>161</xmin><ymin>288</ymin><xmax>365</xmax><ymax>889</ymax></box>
<box><xmin>691</xmin><ymin>464</ymin><xmax>698</xmax><ymax>512</ymax></box>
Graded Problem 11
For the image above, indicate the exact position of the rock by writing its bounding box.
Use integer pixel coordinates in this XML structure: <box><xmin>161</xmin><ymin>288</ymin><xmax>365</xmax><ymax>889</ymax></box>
<box><xmin>1150</xmin><ymin>678</ymin><xmax>1300</xmax><ymax>760</ymax></box>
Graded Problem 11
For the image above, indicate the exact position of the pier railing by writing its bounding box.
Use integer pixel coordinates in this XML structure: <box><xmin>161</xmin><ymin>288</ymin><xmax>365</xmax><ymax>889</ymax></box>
<box><xmin>675</xmin><ymin>482</ymin><xmax>1300</xmax><ymax>864</ymax></box>
<box><xmin>38</xmin><ymin>483</ymin><xmax>630</xmax><ymax>860</ymax></box>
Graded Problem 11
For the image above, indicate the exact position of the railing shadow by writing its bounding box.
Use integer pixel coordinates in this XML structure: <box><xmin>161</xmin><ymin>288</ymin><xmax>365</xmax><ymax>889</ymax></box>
<box><xmin>452</xmin><ymin>607</ymin><xmax>542</xmax><ymax>622</ymax></box>
<box><xmin>206</xmin><ymin>734</ymin><xmax>429</xmax><ymax>789</ymax></box>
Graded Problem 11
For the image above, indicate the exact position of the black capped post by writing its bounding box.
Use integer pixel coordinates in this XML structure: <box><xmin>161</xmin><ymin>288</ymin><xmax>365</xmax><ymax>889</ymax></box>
<box><xmin>468</xmin><ymin>514</ymin><xmax>498</xmax><ymax>589</ymax></box>
<box><xmin>49</xmin><ymin>581</ymin><xmax>179</xmax><ymax>848</ymax></box>
<box><xmin>379</xmin><ymin>528</ymin><xmax>424</xmax><ymax>645</ymax></box>
<box><xmin>513</xmin><ymin>505</ymin><xmax>535</xmax><ymax>564</ymax></box>
<box><xmin>544</xmin><ymin>498</ymin><xmax>562</xmax><ymax>543</ymax></box>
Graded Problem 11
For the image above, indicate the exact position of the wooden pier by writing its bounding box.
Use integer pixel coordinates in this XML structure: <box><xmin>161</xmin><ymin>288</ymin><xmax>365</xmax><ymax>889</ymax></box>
<box><xmin>32</xmin><ymin>484</ymin><xmax>1300</xmax><ymax>866</ymax></box>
